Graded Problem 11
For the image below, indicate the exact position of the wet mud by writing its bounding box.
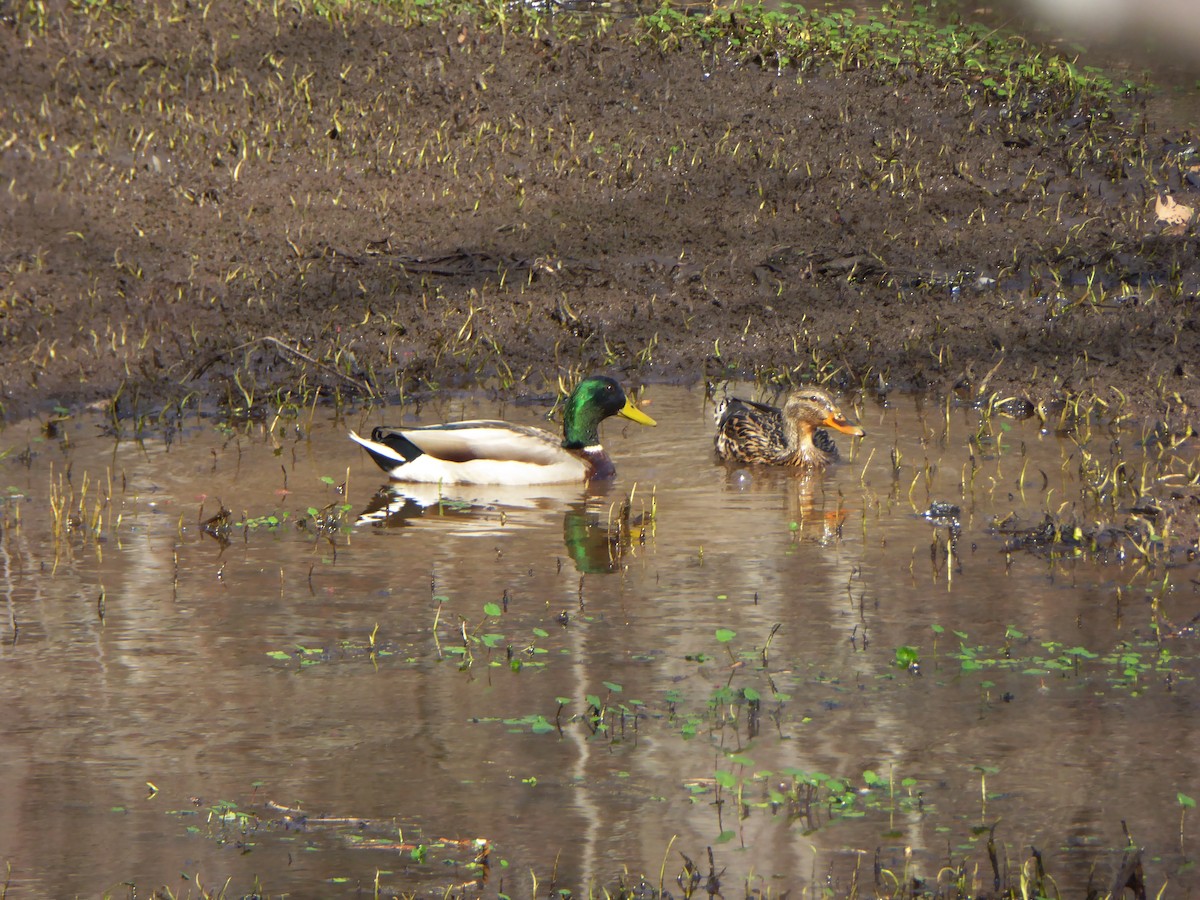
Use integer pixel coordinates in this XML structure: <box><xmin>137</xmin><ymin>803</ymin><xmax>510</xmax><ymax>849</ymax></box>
<box><xmin>1</xmin><ymin>1</ymin><xmax>1197</xmax><ymax>527</ymax></box>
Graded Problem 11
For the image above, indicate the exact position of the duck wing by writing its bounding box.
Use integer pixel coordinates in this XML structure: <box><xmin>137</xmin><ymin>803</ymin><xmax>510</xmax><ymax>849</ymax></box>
<box><xmin>376</xmin><ymin>420</ymin><xmax>565</xmax><ymax>466</ymax></box>
<box><xmin>714</xmin><ymin>398</ymin><xmax>787</xmax><ymax>461</ymax></box>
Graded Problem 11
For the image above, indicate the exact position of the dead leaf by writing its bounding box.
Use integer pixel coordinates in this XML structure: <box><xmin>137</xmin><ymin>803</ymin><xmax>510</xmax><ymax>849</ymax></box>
<box><xmin>1155</xmin><ymin>193</ymin><xmax>1194</xmax><ymax>227</ymax></box>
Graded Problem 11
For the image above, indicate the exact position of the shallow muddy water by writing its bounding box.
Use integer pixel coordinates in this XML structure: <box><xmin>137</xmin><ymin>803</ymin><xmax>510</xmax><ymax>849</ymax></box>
<box><xmin>0</xmin><ymin>385</ymin><xmax>1197</xmax><ymax>898</ymax></box>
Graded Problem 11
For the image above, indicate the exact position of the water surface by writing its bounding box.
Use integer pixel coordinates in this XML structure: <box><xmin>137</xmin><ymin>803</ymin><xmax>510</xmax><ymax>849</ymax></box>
<box><xmin>0</xmin><ymin>385</ymin><xmax>1196</xmax><ymax>897</ymax></box>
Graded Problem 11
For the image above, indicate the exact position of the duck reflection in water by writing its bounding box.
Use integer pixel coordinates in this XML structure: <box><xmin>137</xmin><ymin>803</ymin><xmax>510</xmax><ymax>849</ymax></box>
<box><xmin>720</xmin><ymin>457</ymin><xmax>853</xmax><ymax>545</ymax></box>
<box><xmin>561</xmin><ymin>489</ymin><xmax>654</xmax><ymax>575</ymax></box>
<box><xmin>715</xmin><ymin>385</ymin><xmax>865</xmax><ymax>542</ymax></box>
<box><xmin>355</xmin><ymin>482</ymin><xmax>653</xmax><ymax>574</ymax></box>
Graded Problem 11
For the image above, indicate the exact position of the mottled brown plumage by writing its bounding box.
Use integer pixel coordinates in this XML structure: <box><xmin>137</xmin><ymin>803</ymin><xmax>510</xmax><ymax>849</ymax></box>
<box><xmin>714</xmin><ymin>387</ymin><xmax>865</xmax><ymax>468</ymax></box>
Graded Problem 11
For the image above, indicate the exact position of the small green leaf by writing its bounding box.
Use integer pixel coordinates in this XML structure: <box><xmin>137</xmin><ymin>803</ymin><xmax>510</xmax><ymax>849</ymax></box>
<box><xmin>1179</xmin><ymin>793</ymin><xmax>1196</xmax><ymax>809</ymax></box>
<box><xmin>483</xmin><ymin>602</ymin><xmax>502</xmax><ymax>617</ymax></box>
<box><xmin>715</xmin><ymin>628</ymin><xmax>736</xmax><ymax>643</ymax></box>
<box><xmin>894</xmin><ymin>645</ymin><xmax>920</xmax><ymax>668</ymax></box>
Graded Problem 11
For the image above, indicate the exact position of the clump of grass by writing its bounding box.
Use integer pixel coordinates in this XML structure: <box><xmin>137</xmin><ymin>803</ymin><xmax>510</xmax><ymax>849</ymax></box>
<box><xmin>48</xmin><ymin>463</ymin><xmax>115</xmax><ymax>551</ymax></box>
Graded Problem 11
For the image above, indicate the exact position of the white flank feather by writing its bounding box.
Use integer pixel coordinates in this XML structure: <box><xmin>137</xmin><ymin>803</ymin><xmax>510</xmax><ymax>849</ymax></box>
<box><xmin>349</xmin><ymin>428</ymin><xmax>588</xmax><ymax>485</ymax></box>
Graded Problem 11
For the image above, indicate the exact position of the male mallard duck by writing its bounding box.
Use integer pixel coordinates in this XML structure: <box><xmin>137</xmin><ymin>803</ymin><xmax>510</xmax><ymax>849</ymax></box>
<box><xmin>714</xmin><ymin>386</ymin><xmax>864</xmax><ymax>468</ymax></box>
<box><xmin>349</xmin><ymin>376</ymin><xmax>656</xmax><ymax>485</ymax></box>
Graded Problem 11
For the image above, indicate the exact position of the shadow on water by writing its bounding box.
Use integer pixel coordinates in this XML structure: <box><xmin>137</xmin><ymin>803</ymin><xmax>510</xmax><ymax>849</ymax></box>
<box><xmin>0</xmin><ymin>384</ymin><xmax>1197</xmax><ymax>897</ymax></box>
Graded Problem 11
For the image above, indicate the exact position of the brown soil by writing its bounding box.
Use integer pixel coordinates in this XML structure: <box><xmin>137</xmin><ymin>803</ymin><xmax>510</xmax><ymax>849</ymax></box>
<box><xmin>1</xmin><ymin>2</ymin><xmax>1197</xmax><ymax>527</ymax></box>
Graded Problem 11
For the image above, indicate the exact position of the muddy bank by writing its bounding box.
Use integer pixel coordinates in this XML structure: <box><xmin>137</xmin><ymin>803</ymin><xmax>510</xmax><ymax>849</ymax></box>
<box><xmin>0</xmin><ymin>3</ymin><xmax>1196</xmax><ymax>493</ymax></box>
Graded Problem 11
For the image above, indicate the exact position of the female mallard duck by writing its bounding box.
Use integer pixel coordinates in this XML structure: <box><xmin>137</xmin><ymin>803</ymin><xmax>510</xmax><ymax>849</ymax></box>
<box><xmin>714</xmin><ymin>386</ymin><xmax>864</xmax><ymax>468</ymax></box>
<box><xmin>349</xmin><ymin>376</ymin><xmax>656</xmax><ymax>485</ymax></box>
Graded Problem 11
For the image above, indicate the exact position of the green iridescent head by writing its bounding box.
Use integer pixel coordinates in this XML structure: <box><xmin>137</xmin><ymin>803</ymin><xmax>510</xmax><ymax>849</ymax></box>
<box><xmin>561</xmin><ymin>376</ymin><xmax>656</xmax><ymax>449</ymax></box>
